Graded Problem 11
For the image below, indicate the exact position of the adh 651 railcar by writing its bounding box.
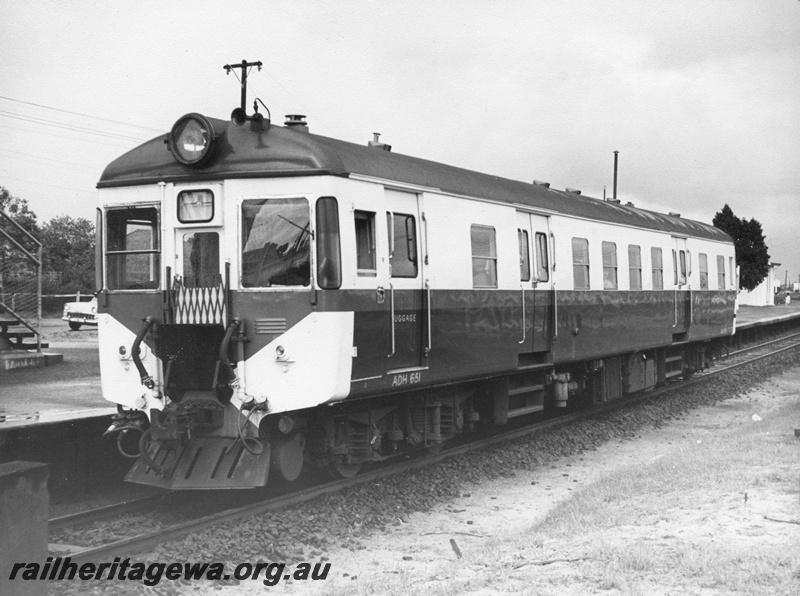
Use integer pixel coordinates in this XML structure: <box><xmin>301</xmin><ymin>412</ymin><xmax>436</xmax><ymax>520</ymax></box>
<box><xmin>97</xmin><ymin>85</ymin><xmax>737</xmax><ymax>489</ymax></box>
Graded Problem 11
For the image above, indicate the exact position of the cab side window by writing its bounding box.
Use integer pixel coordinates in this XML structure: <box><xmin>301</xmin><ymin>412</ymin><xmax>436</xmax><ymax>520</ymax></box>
<box><xmin>355</xmin><ymin>210</ymin><xmax>376</xmax><ymax>276</ymax></box>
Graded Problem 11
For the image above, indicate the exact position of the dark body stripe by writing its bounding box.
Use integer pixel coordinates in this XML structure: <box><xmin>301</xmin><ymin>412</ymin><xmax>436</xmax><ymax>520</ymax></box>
<box><xmin>317</xmin><ymin>288</ymin><xmax>736</xmax><ymax>399</ymax></box>
<box><xmin>101</xmin><ymin>288</ymin><xmax>735</xmax><ymax>402</ymax></box>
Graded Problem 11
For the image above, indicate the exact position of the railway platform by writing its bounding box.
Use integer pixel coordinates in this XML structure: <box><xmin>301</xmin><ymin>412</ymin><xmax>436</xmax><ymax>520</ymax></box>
<box><xmin>736</xmin><ymin>302</ymin><xmax>800</xmax><ymax>328</ymax></box>
<box><xmin>0</xmin><ymin>318</ymin><xmax>110</xmax><ymax>429</ymax></box>
<box><xmin>732</xmin><ymin>303</ymin><xmax>800</xmax><ymax>347</ymax></box>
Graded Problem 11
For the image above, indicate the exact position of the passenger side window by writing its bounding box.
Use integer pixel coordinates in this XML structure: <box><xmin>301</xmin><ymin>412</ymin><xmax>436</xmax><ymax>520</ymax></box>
<box><xmin>716</xmin><ymin>255</ymin><xmax>725</xmax><ymax>290</ymax></box>
<box><xmin>602</xmin><ymin>241</ymin><xmax>618</xmax><ymax>290</ymax></box>
<box><xmin>471</xmin><ymin>225</ymin><xmax>497</xmax><ymax>288</ymax></box>
<box><xmin>651</xmin><ymin>247</ymin><xmax>663</xmax><ymax>290</ymax></box>
<box><xmin>699</xmin><ymin>253</ymin><xmax>709</xmax><ymax>290</ymax></box>
<box><xmin>628</xmin><ymin>245</ymin><xmax>642</xmax><ymax>290</ymax></box>
<box><xmin>355</xmin><ymin>211</ymin><xmax>376</xmax><ymax>276</ymax></box>
<box><xmin>571</xmin><ymin>237</ymin><xmax>590</xmax><ymax>290</ymax></box>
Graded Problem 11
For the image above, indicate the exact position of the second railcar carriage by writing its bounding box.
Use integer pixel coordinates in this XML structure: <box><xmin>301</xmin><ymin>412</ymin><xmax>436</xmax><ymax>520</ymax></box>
<box><xmin>97</xmin><ymin>95</ymin><xmax>737</xmax><ymax>489</ymax></box>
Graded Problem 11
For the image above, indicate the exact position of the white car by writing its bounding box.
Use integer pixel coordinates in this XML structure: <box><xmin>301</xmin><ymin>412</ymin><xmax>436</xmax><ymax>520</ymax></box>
<box><xmin>62</xmin><ymin>297</ymin><xmax>98</xmax><ymax>331</ymax></box>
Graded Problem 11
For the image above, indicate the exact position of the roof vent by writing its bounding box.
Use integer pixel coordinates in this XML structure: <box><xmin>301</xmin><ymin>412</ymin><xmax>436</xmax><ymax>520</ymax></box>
<box><xmin>284</xmin><ymin>114</ymin><xmax>308</xmax><ymax>132</ymax></box>
<box><xmin>533</xmin><ymin>180</ymin><xmax>550</xmax><ymax>188</ymax></box>
<box><xmin>669</xmin><ymin>211</ymin><xmax>681</xmax><ymax>217</ymax></box>
<box><xmin>626</xmin><ymin>202</ymin><xmax>635</xmax><ymax>207</ymax></box>
<box><xmin>607</xmin><ymin>198</ymin><xmax>621</xmax><ymax>204</ymax></box>
<box><xmin>368</xmin><ymin>132</ymin><xmax>392</xmax><ymax>152</ymax></box>
<box><xmin>565</xmin><ymin>188</ymin><xmax>582</xmax><ymax>195</ymax></box>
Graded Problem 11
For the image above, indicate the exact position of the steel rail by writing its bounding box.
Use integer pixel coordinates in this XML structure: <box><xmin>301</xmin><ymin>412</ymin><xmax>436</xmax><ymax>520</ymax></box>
<box><xmin>55</xmin><ymin>338</ymin><xmax>800</xmax><ymax>565</ymax></box>
<box><xmin>725</xmin><ymin>331</ymin><xmax>800</xmax><ymax>359</ymax></box>
<box><xmin>49</xmin><ymin>493</ymin><xmax>169</xmax><ymax>532</ymax></box>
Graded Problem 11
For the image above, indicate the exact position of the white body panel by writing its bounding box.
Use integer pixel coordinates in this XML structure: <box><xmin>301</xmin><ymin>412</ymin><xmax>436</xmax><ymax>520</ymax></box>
<box><xmin>97</xmin><ymin>313</ymin><xmax>164</xmax><ymax>413</ymax></box>
<box><xmin>242</xmin><ymin>311</ymin><xmax>354</xmax><ymax>413</ymax></box>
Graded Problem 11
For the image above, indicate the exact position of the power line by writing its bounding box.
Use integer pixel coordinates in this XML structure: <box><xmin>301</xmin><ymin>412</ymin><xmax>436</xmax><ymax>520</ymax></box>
<box><xmin>1</xmin><ymin>174</ymin><xmax>95</xmax><ymax>195</ymax></box>
<box><xmin>0</xmin><ymin>110</ymin><xmax>148</xmax><ymax>142</ymax></box>
<box><xmin>0</xmin><ymin>95</ymin><xmax>163</xmax><ymax>133</ymax></box>
<box><xmin>0</xmin><ymin>122</ymin><xmax>141</xmax><ymax>149</ymax></box>
<box><xmin>0</xmin><ymin>148</ymin><xmax>99</xmax><ymax>173</ymax></box>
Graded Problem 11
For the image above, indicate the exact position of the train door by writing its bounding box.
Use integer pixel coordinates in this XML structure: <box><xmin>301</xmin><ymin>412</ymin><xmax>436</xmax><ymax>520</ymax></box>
<box><xmin>172</xmin><ymin>186</ymin><xmax>226</xmax><ymax>325</ymax></box>
<box><xmin>516</xmin><ymin>211</ymin><xmax>553</xmax><ymax>354</ymax></box>
<box><xmin>384</xmin><ymin>189</ymin><xmax>425</xmax><ymax>371</ymax></box>
<box><xmin>672</xmin><ymin>236</ymin><xmax>691</xmax><ymax>333</ymax></box>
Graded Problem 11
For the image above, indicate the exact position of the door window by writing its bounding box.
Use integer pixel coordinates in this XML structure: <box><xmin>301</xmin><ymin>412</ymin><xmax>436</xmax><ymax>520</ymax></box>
<box><xmin>177</xmin><ymin>189</ymin><xmax>214</xmax><ymax>223</ymax></box>
<box><xmin>388</xmin><ymin>212</ymin><xmax>418</xmax><ymax>278</ymax></box>
<box><xmin>518</xmin><ymin>229</ymin><xmax>530</xmax><ymax>281</ymax></box>
<box><xmin>535</xmin><ymin>232</ymin><xmax>549</xmax><ymax>282</ymax></box>
<box><xmin>182</xmin><ymin>232</ymin><xmax>219</xmax><ymax>287</ymax></box>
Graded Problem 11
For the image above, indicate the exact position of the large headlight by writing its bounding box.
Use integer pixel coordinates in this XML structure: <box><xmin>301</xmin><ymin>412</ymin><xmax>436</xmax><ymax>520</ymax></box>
<box><xmin>167</xmin><ymin>113</ymin><xmax>218</xmax><ymax>167</ymax></box>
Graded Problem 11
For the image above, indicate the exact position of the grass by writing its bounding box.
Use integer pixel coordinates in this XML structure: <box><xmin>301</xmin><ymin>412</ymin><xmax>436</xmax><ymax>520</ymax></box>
<box><xmin>310</xmin><ymin>385</ymin><xmax>800</xmax><ymax>596</ymax></box>
<box><xmin>510</xmin><ymin>398</ymin><xmax>800</xmax><ymax>595</ymax></box>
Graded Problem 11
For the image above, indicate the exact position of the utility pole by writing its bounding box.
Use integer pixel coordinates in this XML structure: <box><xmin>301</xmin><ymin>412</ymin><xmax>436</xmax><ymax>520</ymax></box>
<box><xmin>224</xmin><ymin>60</ymin><xmax>263</xmax><ymax>111</ymax></box>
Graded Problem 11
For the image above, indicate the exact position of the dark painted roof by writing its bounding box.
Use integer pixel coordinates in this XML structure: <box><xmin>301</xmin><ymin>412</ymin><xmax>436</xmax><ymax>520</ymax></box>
<box><xmin>98</xmin><ymin>116</ymin><xmax>731</xmax><ymax>243</ymax></box>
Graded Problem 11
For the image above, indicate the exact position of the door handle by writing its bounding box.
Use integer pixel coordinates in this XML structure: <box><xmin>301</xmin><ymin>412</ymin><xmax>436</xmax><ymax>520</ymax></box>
<box><xmin>376</xmin><ymin>286</ymin><xmax>385</xmax><ymax>304</ymax></box>
<box><xmin>388</xmin><ymin>283</ymin><xmax>395</xmax><ymax>357</ymax></box>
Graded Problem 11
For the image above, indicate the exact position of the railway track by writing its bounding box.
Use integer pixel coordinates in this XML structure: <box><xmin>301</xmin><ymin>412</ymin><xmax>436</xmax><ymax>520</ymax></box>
<box><xmin>49</xmin><ymin>334</ymin><xmax>800</xmax><ymax>564</ymax></box>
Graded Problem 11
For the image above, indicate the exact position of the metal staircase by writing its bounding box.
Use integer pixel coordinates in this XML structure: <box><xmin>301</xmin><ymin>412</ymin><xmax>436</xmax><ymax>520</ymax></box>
<box><xmin>0</xmin><ymin>209</ymin><xmax>44</xmax><ymax>352</ymax></box>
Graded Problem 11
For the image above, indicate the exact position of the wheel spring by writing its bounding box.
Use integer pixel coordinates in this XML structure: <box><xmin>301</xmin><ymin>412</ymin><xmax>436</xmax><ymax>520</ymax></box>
<box><xmin>347</xmin><ymin>425</ymin><xmax>372</xmax><ymax>458</ymax></box>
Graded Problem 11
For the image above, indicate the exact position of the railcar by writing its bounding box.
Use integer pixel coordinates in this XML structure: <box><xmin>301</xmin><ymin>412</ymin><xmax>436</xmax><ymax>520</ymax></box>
<box><xmin>97</xmin><ymin>73</ymin><xmax>737</xmax><ymax>489</ymax></box>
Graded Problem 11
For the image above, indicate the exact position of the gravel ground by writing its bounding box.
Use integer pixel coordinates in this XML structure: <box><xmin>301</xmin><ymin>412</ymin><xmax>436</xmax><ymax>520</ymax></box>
<box><xmin>46</xmin><ymin>347</ymin><xmax>800</xmax><ymax>595</ymax></box>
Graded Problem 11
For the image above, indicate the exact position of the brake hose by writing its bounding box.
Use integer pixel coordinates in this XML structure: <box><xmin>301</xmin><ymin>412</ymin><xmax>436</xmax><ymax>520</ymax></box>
<box><xmin>132</xmin><ymin>317</ymin><xmax>155</xmax><ymax>389</ymax></box>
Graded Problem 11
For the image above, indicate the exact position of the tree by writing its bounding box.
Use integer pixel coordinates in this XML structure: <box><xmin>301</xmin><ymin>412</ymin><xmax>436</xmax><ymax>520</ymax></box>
<box><xmin>712</xmin><ymin>204</ymin><xmax>770</xmax><ymax>292</ymax></box>
<box><xmin>0</xmin><ymin>186</ymin><xmax>40</xmax><ymax>245</ymax></box>
<box><xmin>0</xmin><ymin>186</ymin><xmax>41</xmax><ymax>300</ymax></box>
<box><xmin>41</xmin><ymin>215</ymin><xmax>95</xmax><ymax>293</ymax></box>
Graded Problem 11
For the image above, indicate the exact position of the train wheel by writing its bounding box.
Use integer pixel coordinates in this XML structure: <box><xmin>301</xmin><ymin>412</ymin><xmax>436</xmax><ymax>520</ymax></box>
<box><xmin>426</xmin><ymin>441</ymin><xmax>444</xmax><ymax>454</ymax></box>
<box><xmin>328</xmin><ymin>460</ymin><xmax>362</xmax><ymax>479</ymax></box>
<box><xmin>271</xmin><ymin>435</ymin><xmax>304</xmax><ymax>482</ymax></box>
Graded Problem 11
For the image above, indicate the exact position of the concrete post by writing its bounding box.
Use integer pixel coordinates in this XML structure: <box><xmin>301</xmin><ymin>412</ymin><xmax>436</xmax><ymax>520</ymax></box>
<box><xmin>0</xmin><ymin>461</ymin><xmax>49</xmax><ymax>596</ymax></box>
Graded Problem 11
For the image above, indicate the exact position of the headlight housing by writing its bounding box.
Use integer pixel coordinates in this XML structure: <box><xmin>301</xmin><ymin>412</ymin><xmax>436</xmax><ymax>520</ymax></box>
<box><xmin>167</xmin><ymin>113</ymin><xmax>218</xmax><ymax>167</ymax></box>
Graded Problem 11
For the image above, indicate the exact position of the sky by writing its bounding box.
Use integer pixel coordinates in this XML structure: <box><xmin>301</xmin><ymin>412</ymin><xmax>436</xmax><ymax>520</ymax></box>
<box><xmin>1</xmin><ymin>0</ymin><xmax>799</xmax><ymax>282</ymax></box>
